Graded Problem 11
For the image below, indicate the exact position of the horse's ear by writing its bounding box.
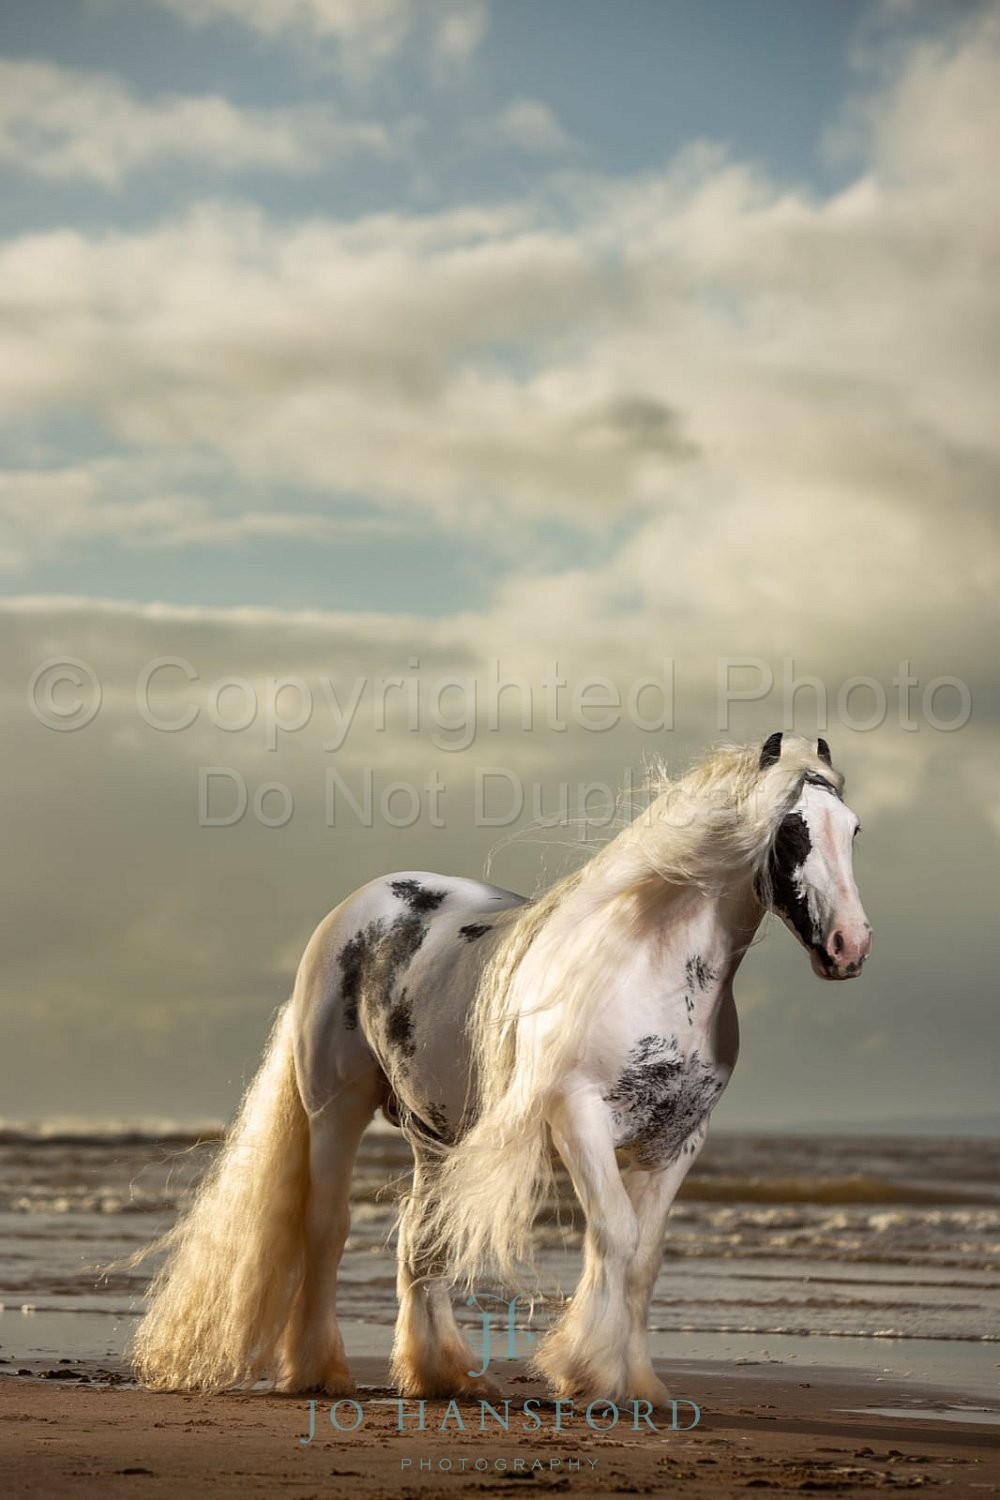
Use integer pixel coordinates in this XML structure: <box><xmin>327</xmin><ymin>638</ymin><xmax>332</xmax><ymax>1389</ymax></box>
<box><xmin>759</xmin><ymin>731</ymin><xmax>783</xmax><ymax>769</ymax></box>
<box><xmin>817</xmin><ymin>737</ymin><xmax>832</xmax><ymax>766</ymax></box>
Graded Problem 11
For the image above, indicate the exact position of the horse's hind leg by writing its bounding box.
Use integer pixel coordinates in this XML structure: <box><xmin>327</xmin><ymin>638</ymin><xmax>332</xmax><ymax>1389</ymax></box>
<box><xmin>390</xmin><ymin>1146</ymin><xmax>499</xmax><ymax>1399</ymax></box>
<box><xmin>279</xmin><ymin>1075</ymin><xmax>379</xmax><ymax>1393</ymax></box>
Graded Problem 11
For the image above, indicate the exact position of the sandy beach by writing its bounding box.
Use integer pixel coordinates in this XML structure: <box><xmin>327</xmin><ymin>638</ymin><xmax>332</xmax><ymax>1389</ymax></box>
<box><xmin>4</xmin><ymin>1358</ymin><xmax>999</xmax><ymax>1499</ymax></box>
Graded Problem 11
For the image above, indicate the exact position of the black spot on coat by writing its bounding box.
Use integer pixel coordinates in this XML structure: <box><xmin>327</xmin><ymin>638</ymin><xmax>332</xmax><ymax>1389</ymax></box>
<box><xmin>337</xmin><ymin>913</ymin><xmax>427</xmax><ymax>1031</ymax></box>
<box><xmin>338</xmin><ymin>922</ymin><xmax>381</xmax><ymax>1030</ymax></box>
<box><xmin>458</xmin><ymin>923</ymin><xmax>492</xmax><ymax>942</ymax></box>
<box><xmin>603</xmin><ymin>1034</ymin><xmax>726</xmax><ymax>1168</ymax></box>
<box><xmin>389</xmin><ymin>878</ymin><xmax>447</xmax><ymax>913</ymax></box>
<box><xmin>421</xmin><ymin>1101</ymin><xmax>451</xmax><ymax>1141</ymax></box>
<box><xmin>385</xmin><ymin>991</ymin><xmax>416</xmax><ymax>1061</ymax></box>
<box><xmin>684</xmin><ymin>955</ymin><xmax>717</xmax><ymax>991</ymax></box>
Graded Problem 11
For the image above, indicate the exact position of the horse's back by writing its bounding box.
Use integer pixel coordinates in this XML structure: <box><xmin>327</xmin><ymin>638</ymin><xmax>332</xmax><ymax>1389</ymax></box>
<box><xmin>291</xmin><ymin>872</ymin><xmax>526</xmax><ymax>1125</ymax></box>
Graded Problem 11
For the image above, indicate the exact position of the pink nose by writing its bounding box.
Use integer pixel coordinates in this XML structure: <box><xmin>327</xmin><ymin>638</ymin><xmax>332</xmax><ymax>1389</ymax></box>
<box><xmin>825</xmin><ymin>922</ymin><xmax>873</xmax><ymax>973</ymax></box>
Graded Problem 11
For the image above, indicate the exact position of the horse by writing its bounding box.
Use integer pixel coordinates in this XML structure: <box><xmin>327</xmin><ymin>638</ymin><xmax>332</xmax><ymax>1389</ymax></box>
<box><xmin>132</xmin><ymin>731</ymin><xmax>871</xmax><ymax>1406</ymax></box>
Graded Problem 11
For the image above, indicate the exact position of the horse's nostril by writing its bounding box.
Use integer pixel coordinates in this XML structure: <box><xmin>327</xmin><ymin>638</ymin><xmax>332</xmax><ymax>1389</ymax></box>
<box><xmin>832</xmin><ymin>930</ymin><xmax>845</xmax><ymax>956</ymax></box>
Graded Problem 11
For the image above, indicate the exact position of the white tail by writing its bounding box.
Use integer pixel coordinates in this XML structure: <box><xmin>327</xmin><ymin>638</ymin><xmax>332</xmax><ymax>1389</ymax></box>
<box><xmin>131</xmin><ymin>1004</ymin><xmax>310</xmax><ymax>1391</ymax></box>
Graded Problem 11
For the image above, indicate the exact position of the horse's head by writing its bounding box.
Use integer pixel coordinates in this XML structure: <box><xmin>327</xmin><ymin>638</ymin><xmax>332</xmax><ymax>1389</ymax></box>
<box><xmin>759</xmin><ymin>732</ymin><xmax>872</xmax><ymax>981</ymax></box>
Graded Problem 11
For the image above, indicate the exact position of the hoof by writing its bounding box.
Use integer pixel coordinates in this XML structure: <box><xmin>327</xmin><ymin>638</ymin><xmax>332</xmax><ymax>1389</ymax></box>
<box><xmin>455</xmin><ymin>1374</ymin><xmax>502</xmax><ymax>1401</ymax></box>
<box><xmin>395</xmin><ymin>1373</ymin><xmax>502</xmax><ymax>1401</ymax></box>
<box><xmin>278</xmin><ymin>1368</ymin><xmax>355</xmax><ymax>1397</ymax></box>
<box><xmin>629</xmin><ymin>1374</ymin><xmax>673</xmax><ymax>1410</ymax></box>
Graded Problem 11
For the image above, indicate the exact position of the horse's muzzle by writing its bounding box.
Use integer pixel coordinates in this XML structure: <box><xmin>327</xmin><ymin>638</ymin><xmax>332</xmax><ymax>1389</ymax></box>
<box><xmin>813</xmin><ymin>922</ymin><xmax>873</xmax><ymax>980</ymax></box>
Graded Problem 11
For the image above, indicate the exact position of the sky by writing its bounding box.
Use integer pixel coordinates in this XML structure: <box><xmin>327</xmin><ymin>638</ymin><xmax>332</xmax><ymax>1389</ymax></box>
<box><xmin>1</xmin><ymin>0</ymin><xmax>998</xmax><ymax>1130</ymax></box>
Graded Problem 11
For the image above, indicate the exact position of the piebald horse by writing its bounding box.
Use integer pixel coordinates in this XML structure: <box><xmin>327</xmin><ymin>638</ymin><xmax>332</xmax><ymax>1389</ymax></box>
<box><xmin>133</xmin><ymin>732</ymin><xmax>871</xmax><ymax>1405</ymax></box>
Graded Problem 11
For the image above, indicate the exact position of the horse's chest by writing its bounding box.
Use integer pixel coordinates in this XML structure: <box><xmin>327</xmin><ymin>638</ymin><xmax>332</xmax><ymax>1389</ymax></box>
<box><xmin>602</xmin><ymin>1033</ymin><xmax>729</xmax><ymax>1168</ymax></box>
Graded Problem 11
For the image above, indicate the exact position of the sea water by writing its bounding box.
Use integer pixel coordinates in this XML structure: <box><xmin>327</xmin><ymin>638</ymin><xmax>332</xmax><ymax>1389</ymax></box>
<box><xmin>1</xmin><ymin>1123</ymin><xmax>997</xmax><ymax>1401</ymax></box>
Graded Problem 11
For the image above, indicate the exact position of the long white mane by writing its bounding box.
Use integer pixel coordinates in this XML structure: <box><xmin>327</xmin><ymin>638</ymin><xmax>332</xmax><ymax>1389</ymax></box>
<box><xmin>420</xmin><ymin>735</ymin><xmax>842</xmax><ymax>1286</ymax></box>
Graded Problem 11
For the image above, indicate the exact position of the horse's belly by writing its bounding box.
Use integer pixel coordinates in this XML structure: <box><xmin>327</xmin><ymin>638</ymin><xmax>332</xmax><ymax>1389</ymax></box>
<box><xmin>602</xmin><ymin>1033</ymin><xmax>731</xmax><ymax>1168</ymax></box>
<box><xmin>383</xmin><ymin>987</ymin><xmax>478</xmax><ymax>1142</ymax></box>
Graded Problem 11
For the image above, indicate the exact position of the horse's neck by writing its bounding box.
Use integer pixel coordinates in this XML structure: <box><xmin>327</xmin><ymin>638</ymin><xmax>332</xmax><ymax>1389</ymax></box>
<box><xmin>532</xmin><ymin>855</ymin><xmax>764</xmax><ymax>1014</ymax></box>
<box><xmin>632</xmin><ymin>869</ymin><xmax>764</xmax><ymax>987</ymax></box>
<box><xmin>707</xmin><ymin>877</ymin><xmax>767</xmax><ymax>982</ymax></box>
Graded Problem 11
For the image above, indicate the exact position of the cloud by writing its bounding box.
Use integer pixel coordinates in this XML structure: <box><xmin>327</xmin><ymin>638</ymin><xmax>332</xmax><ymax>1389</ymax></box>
<box><xmin>149</xmin><ymin>0</ymin><xmax>488</xmax><ymax>78</ymax></box>
<box><xmin>154</xmin><ymin>0</ymin><xmax>411</xmax><ymax>50</ymax></box>
<box><xmin>470</xmin><ymin>98</ymin><xmax>576</xmax><ymax>156</ymax></box>
<box><xmin>835</xmin><ymin>5</ymin><xmax>1000</xmax><ymax>185</ymax></box>
<box><xmin>0</xmin><ymin>461</ymin><xmax>400</xmax><ymax>571</ymax></box>
<box><xmin>432</xmin><ymin>1</ymin><xmax>488</xmax><ymax>67</ymax></box>
<box><xmin>0</xmin><ymin>59</ymin><xmax>396</xmax><ymax>185</ymax></box>
<box><xmin>0</xmin><ymin>11</ymin><xmax>995</xmax><ymax>711</ymax></box>
<box><xmin>0</xmin><ymin>199</ymin><xmax>638</xmax><ymax>520</ymax></box>
<box><xmin>1</xmin><ymin>6</ymin><xmax>998</xmax><ymax>675</ymax></box>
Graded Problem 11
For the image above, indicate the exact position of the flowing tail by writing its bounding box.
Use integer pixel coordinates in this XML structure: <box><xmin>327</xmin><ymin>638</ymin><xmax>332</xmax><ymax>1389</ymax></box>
<box><xmin>131</xmin><ymin>1003</ymin><xmax>310</xmax><ymax>1391</ymax></box>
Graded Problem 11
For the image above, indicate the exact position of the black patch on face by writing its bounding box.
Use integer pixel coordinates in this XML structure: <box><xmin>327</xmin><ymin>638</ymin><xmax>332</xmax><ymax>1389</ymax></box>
<box><xmin>389</xmin><ymin>878</ymin><xmax>447</xmax><ymax>913</ymax></box>
<box><xmin>773</xmin><ymin>810</ymin><xmax>811</xmax><ymax>868</ymax></box>
<box><xmin>458</xmin><ymin>923</ymin><xmax>492</xmax><ymax>942</ymax></box>
<box><xmin>817</xmin><ymin>737</ymin><xmax>832</xmax><ymax>766</ymax></box>
<box><xmin>603</xmin><ymin>1034</ymin><xmax>726</xmax><ymax>1169</ymax></box>
<box><xmin>768</xmin><ymin>811</ymin><xmax>821</xmax><ymax>948</ymax></box>
<box><xmin>759</xmin><ymin>731</ymin><xmax>783</xmax><ymax>769</ymax></box>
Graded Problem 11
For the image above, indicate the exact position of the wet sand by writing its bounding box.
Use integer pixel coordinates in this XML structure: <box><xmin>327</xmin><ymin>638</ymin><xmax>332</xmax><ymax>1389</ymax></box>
<box><xmin>4</xmin><ymin>1358</ymin><xmax>999</xmax><ymax>1499</ymax></box>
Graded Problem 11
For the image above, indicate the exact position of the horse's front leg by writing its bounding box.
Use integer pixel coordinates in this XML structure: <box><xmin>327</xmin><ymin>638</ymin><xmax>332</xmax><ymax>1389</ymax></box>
<box><xmin>621</xmin><ymin>1125</ymin><xmax>708</xmax><ymax>1409</ymax></box>
<box><xmin>534</xmin><ymin>1087</ymin><xmax>639</xmax><ymax>1405</ymax></box>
